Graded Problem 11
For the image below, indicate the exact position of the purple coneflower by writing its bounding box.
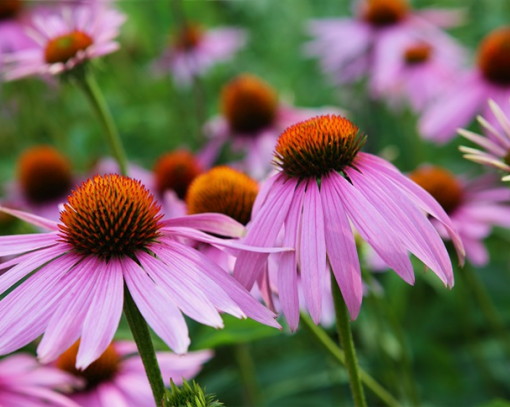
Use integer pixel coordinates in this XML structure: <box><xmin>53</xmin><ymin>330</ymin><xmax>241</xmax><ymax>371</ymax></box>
<box><xmin>459</xmin><ymin>98</ymin><xmax>510</xmax><ymax>181</ymax></box>
<box><xmin>54</xmin><ymin>340</ymin><xmax>212</xmax><ymax>407</ymax></box>
<box><xmin>233</xmin><ymin>115</ymin><xmax>464</xmax><ymax>329</ymax></box>
<box><xmin>410</xmin><ymin>166</ymin><xmax>510</xmax><ymax>266</ymax></box>
<box><xmin>205</xmin><ymin>74</ymin><xmax>341</xmax><ymax>180</ymax></box>
<box><xmin>154</xmin><ymin>23</ymin><xmax>246</xmax><ymax>86</ymax></box>
<box><xmin>0</xmin><ymin>174</ymin><xmax>281</xmax><ymax>369</ymax></box>
<box><xmin>420</xmin><ymin>27</ymin><xmax>510</xmax><ymax>142</ymax></box>
<box><xmin>0</xmin><ymin>0</ymin><xmax>36</xmax><ymax>60</ymax></box>
<box><xmin>372</xmin><ymin>40</ymin><xmax>463</xmax><ymax>112</ymax></box>
<box><xmin>2</xmin><ymin>4</ymin><xmax>125</xmax><ymax>80</ymax></box>
<box><xmin>0</xmin><ymin>352</ymin><xmax>80</xmax><ymax>407</ymax></box>
<box><xmin>304</xmin><ymin>0</ymin><xmax>463</xmax><ymax>86</ymax></box>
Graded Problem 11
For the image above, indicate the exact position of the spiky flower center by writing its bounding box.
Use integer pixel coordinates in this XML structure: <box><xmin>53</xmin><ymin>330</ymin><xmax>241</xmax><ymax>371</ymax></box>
<box><xmin>274</xmin><ymin>115</ymin><xmax>365</xmax><ymax>178</ymax></box>
<box><xmin>409</xmin><ymin>166</ymin><xmax>463</xmax><ymax>214</ymax></box>
<box><xmin>174</xmin><ymin>24</ymin><xmax>203</xmax><ymax>50</ymax></box>
<box><xmin>59</xmin><ymin>174</ymin><xmax>163</xmax><ymax>260</ymax></box>
<box><xmin>56</xmin><ymin>341</ymin><xmax>120</xmax><ymax>390</ymax></box>
<box><xmin>221</xmin><ymin>74</ymin><xmax>278</xmax><ymax>135</ymax></box>
<box><xmin>154</xmin><ymin>150</ymin><xmax>202</xmax><ymax>200</ymax></box>
<box><xmin>404</xmin><ymin>43</ymin><xmax>432</xmax><ymax>65</ymax></box>
<box><xmin>478</xmin><ymin>27</ymin><xmax>510</xmax><ymax>86</ymax></box>
<box><xmin>0</xmin><ymin>0</ymin><xmax>21</xmax><ymax>20</ymax></box>
<box><xmin>363</xmin><ymin>0</ymin><xmax>409</xmax><ymax>27</ymax></box>
<box><xmin>17</xmin><ymin>146</ymin><xmax>72</xmax><ymax>204</ymax></box>
<box><xmin>44</xmin><ymin>31</ymin><xmax>93</xmax><ymax>64</ymax></box>
<box><xmin>186</xmin><ymin>166</ymin><xmax>259</xmax><ymax>226</ymax></box>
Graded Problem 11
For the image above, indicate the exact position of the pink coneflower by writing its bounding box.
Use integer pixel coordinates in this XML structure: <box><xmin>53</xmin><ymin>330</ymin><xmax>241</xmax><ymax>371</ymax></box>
<box><xmin>459</xmin><ymin>98</ymin><xmax>510</xmax><ymax>181</ymax></box>
<box><xmin>0</xmin><ymin>352</ymin><xmax>80</xmax><ymax>407</ymax></box>
<box><xmin>371</xmin><ymin>40</ymin><xmax>463</xmax><ymax>112</ymax></box>
<box><xmin>55</xmin><ymin>340</ymin><xmax>212</xmax><ymax>407</ymax></box>
<box><xmin>2</xmin><ymin>4</ymin><xmax>125</xmax><ymax>80</ymax></box>
<box><xmin>205</xmin><ymin>74</ymin><xmax>342</xmax><ymax>180</ymax></box>
<box><xmin>233</xmin><ymin>115</ymin><xmax>464</xmax><ymax>329</ymax></box>
<box><xmin>304</xmin><ymin>0</ymin><xmax>463</xmax><ymax>86</ymax></box>
<box><xmin>410</xmin><ymin>166</ymin><xmax>510</xmax><ymax>266</ymax></box>
<box><xmin>155</xmin><ymin>23</ymin><xmax>246</xmax><ymax>86</ymax></box>
<box><xmin>420</xmin><ymin>27</ymin><xmax>510</xmax><ymax>143</ymax></box>
<box><xmin>0</xmin><ymin>174</ymin><xmax>281</xmax><ymax>369</ymax></box>
<box><xmin>5</xmin><ymin>145</ymin><xmax>76</xmax><ymax>222</ymax></box>
<box><xmin>0</xmin><ymin>1</ymin><xmax>36</xmax><ymax>60</ymax></box>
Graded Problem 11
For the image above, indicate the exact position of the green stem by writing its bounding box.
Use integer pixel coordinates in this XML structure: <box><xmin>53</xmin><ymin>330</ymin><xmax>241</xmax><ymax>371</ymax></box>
<box><xmin>234</xmin><ymin>343</ymin><xmax>262</xmax><ymax>406</ymax></box>
<box><xmin>463</xmin><ymin>263</ymin><xmax>510</xmax><ymax>361</ymax></box>
<box><xmin>75</xmin><ymin>70</ymin><xmax>128</xmax><ymax>176</ymax></box>
<box><xmin>124</xmin><ymin>285</ymin><xmax>166</xmax><ymax>406</ymax></box>
<box><xmin>331</xmin><ymin>273</ymin><xmax>367</xmax><ymax>407</ymax></box>
<box><xmin>300</xmin><ymin>312</ymin><xmax>400</xmax><ymax>407</ymax></box>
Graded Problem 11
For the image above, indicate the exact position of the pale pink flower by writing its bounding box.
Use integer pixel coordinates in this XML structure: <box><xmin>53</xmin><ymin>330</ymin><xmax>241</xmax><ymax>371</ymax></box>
<box><xmin>233</xmin><ymin>116</ymin><xmax>464</xmax><ymax>329</ymax></box>
<box><xmin>371</xmin><ymin>39</ymin><xmax>463</xmax><ymax>112</ymax></box>
<box><xmin>154</xmin><ymin>23</ymin><xmax>247</xmax><ymax>86</ymax></box>
<box><xmin>0</xmin><ymin>352</ymin><xmax>80</xmax><ymax>407</ymax></box>
<box><xmin>410</xmin><ymin>166</ymin><xmax>510</xmax><ymax>266</ymax></box>
<box><xmin>205</xmin><ymin>74</ymin><xmax>343</xmax><ymax>180</ymax></box>
<box><xmin>2</xmin><ymin>4</ymin><xmax>125</xmax><ymax>80</ymax></box>
<box><xmin>459</xmin><ymin>98</ymin><xmax>510</xmax><ymax>181</ymax></box>
<box><xmin>304</xmin><ymin>0</ymin><xmax>464</xmax><ymax>86</ymax></box>
<box><xmin>55</xmin><ymin>340</ymin><xmax>212</xmax><ymax>407</ymax></box>
<box><xmin>420</xmin><ymin>27</ymin><xmax>510</xmax><ymax>143</ymax></box>
<box><xmin>0</xmin><ymin>174</ymin><xmax>281</xmax><ymax>370</ymax></box>
<box><xmin>0</xmin><ymin>1</ymin><xmax>37</xmax><ymax>63</ymax></box>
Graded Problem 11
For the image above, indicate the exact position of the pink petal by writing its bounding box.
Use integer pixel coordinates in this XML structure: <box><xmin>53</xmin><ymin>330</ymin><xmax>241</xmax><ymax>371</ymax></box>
<box><xmin>160</xmin><ymin>213</ymin><xmax>245</xmax><ymax>238</ymax></box>
<box><xmin>136</xmin><ymin>251</ymin><xmax>224</xmax><ymax>328</ymax></box>
<box><xmin>278</xmin><ymin>181</ymin><xmax>306</xmax><ymax>330</ymax></box>
<box><xmin>122</xmin><ymin>256</ymin><xmax>190</xmax><ymax>354</ymax></box>
<box><xmin>38</xmin><ymin>257</ymin><xmax>101</xmax><ymax>364</ymax></box>
<box><xmin>233</xmin><ymin>174</ymin><xmax>296</xmax><ymax>290</ymax></box>
<box><xmin>0</xmin><ymin>233</ymin><xmax>59</xmax><ymax>256</ymax></box>
<box><xmin>300</xmin><ymin>179</ymin><xmax>327</xmax><ymax>324</ymax></box>
<box><xmin>331</xmin><ymin>172</ymin><xmax>415</xmax><ymax>284</ymax></box>
<box><xmin>0</xmin><ymin>206</ymin><xmax>60</xmax><ymax>231</ymax></box>
<box><xmin>77</xmin><ymin>258</ymin><xmax>124</xmax><ymax>369</ymax></box>
<box><xmin>321</xmin><ymin>173</ymin><xmax>363</xmax><ymax>320</ymax></box>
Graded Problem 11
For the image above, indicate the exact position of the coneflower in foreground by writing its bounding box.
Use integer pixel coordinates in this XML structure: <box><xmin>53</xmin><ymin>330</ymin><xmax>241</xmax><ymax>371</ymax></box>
<box><xmin>233</xmin><ymin>115</ymin><xmax>464</xmax><ymax>329</ymax></box>
<box><xmin>0</xmin><ymin>174</ymin><xmax>281</xmax><ymax>369</ymax></box>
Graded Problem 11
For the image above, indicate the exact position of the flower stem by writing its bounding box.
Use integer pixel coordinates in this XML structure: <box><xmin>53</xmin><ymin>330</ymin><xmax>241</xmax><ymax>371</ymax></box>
<box><xmin>463</xmin><ymin>263</ymin><xmax>510</xmax><ymax>361</ymax></box>
<box><xmin>124</xmin><ymin>285</ymin><xmax>166</xmax><ymax>406</ymax></box>
<box><xmin>75</xmin><ymin>70</ymin><xmax>129</xmax><ymax>176</ymax></box>
<box><xmin>300</xmin><ymin>312</ymin><xmax>401</xmax><ymax>407</ymax></box>
<box><xmin>331</xmin><ymin>273</ymin><xmax>367</xmax><ymax>407</ymax></box>
<box><xmin>234</xmin><ymin>343</ymin><xmax>262</xmax><ymax>406</ymax></box>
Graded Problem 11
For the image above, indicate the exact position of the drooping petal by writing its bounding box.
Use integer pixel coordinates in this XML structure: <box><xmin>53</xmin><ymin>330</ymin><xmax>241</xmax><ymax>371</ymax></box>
<box><xmin>136</xmin><ymin>250</ymin><xmax>224</xmax><ymax>328</ymax></box>
<box><xmin>38</xmin><ymin>257</ymin><xmax>100</xmax><ymax>364</ymax></box>
<box><xmin>0</xmin><ymin>233</ymin><xmax>59</xmax><ymax>256</ymax></box>
<box><xmin>0</xmin><ymin>206</ymin><xmax>60</xmax><ymax>231</ymax></box>
<box><xmin>330</xmin><ymin>172</ymin><xmax>415</xmax><ymax>284</ymax></box>
<box><xmin>76</xmin><ymin>258</ymin><xmax>124</xmax><ymax>369</ymax></box>
<box><xmin>233</xmin><ymin>174</ymin><xmax>296</xmax><ymax>290</ymax></box>
<box><xmin>278</xmin><ymin>181</ymin><xmax>306</xmax><ymax>330</ymax></box>
<box><xmin>122</xmin><ymin>256</ymin><xmax>190</xmax><ymax>354</ymax></box>
<box><xmin>321</xmin><ymin>173</ymin><xmax>363</xmax><ymax>319</ymax></box>
<box><xmin>160</xmin><ymin>213</ymin><xmax>245</xmax><ymax>238</ymax></box>
<box><xmin>300</xmin><ymin>179</ymin><xmax>327</xmax><ymax>324</ymax></box>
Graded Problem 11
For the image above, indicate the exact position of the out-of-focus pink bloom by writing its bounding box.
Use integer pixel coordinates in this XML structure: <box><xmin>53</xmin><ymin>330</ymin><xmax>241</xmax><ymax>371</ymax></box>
<box><xmin>0</xmin><ymin>352</ymin><xmax>80</xmax><ymax>407</ymax></box>
<box><xmin>0</xmin><ymin>1</ymin><xmax>37</xmax><ymax>63</ymax></box>
<box><xmin>371</xmin><ymin>39</ymin><xmax>463</xmax><ymax>112</ymax></box>
<box><xmin>205</xmin><ymin>74</ymin><xmax>344</xmax><ymax>180</ymax></box>
<box><xmin>55</xmin><ymin>340</ymin><xmax>212</xmax><ymax>407</ymax></box>
<box><xmin>410</xmin><ymin>166</ymin><xmax>510</xmax><ymax>266</ymax></box>
<box><xmin>154</xmin><ymin>23</ymin><xmax>247</xmax><ymax>86</ymax></box>
<box><xmin>233</xmin><ymin>115</ymin><xmax>464</xmax><ymax>329</ymax></box>
<box><xmin>420</xmin><ymin>27</ymin><xmax>510</xmax><ymax>143</ymax></box>
<box><xmin>0</xmin><ymin>174</ymin><xmax>282</xmax><ymax>370</ymax></box>
<box><xmin>2</xmin><ymin>4</ymin><xmax>125</xmax><ymax>80</ymax></box>
<box><xmin>459</xmin><ymin>98</ymin><xmax>510</xmax><ymax>181</ymax></box>
<box><xmin>304</xmin><ymin>0</ymin><xmax>464</xmax><ymax>85</ymax></box>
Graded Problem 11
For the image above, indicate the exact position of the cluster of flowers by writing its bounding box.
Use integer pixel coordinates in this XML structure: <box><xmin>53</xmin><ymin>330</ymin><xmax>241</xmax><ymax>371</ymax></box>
<box><xmin>1</xmin><ymin>0</ymin><xmax>510</xmax><ymax>405</ymax></box>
